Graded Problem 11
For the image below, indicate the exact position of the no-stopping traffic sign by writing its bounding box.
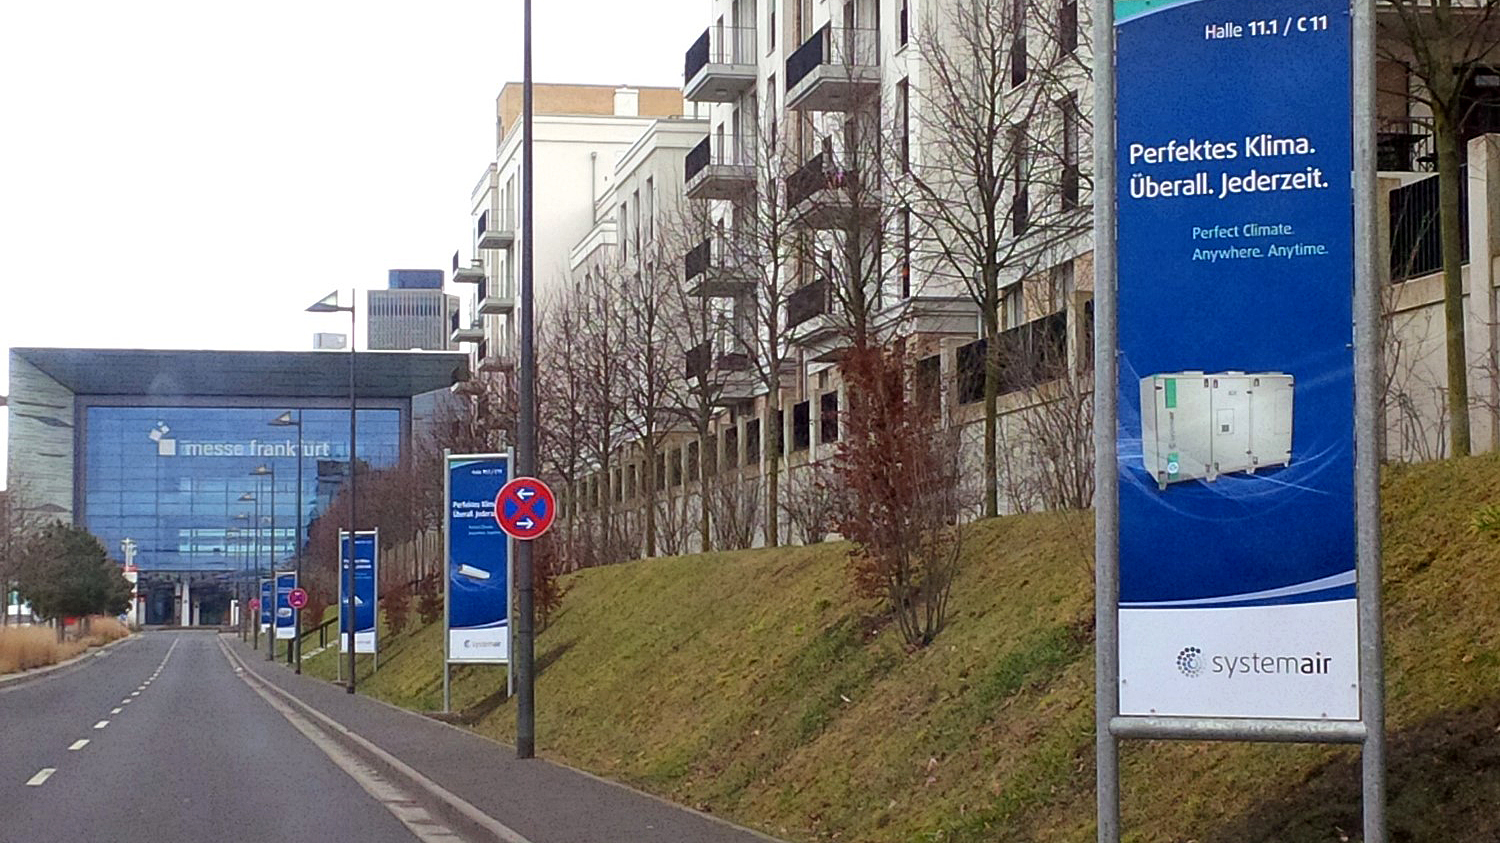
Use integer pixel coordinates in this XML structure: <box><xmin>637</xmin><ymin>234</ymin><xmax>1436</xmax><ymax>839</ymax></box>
<box><xmin>495</xmin><ymin>476</ymin><xmax>556</xmax><ymax>540</ymax></box>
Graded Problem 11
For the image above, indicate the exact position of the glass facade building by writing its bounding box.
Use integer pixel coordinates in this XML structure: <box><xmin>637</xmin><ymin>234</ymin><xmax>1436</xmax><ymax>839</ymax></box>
<box><xmin>82</xmin><ymin>406</ymin><xmax>402</xmax><ymax>576</ymax></box>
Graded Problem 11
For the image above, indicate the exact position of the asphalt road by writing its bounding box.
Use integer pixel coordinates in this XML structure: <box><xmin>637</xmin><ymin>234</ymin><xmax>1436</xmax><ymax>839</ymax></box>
<box><xmin>0</xmin><ymin>631</ymin><xmax>423</xmax><ymax>842</ymax></box>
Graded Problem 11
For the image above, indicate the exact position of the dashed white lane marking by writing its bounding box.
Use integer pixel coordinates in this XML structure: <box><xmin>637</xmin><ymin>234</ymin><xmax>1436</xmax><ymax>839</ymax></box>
<box><xmin>131</xmin><ymin>691</ymin><xmax>141</xmax><ymax>696</ymax></box>
<box><xmin>68</xmin><ymin>740</ymin><xmax>89</xmax><ymax>751</ymax></box>
<box><xmin>122</xmin><ymin>699</ymin><xmax>131</xmax><ymax>705</ymax></box>
<box><xmin>93</xmin><ymin>721</ymin><xmax>109</xmax><ymax>730</ymax></box>
<box><xmin>26</xmin><ymin>769</ymin><xmax>55</xmax><ymax>787</ymax></box>
<box><xmin>110</xmin><ymin>707</ymin><xmax>122</xmax><ymax>715</ymax></box>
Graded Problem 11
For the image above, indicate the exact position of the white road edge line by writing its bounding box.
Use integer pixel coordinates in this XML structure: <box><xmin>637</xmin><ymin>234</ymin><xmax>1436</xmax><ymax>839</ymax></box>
<box><xmin>26</xmin><ymin>769</ymin><xmax>55</xmax><ymax>786</ymax></box>
<box><xmin>218</xmin><ymin>638</ymin><xmax>533</xmax><ymax>843</ymax></box>
<box><xmin>69</xmin><ymin>740</ymin><xmax>89</xmax><ymax>751</ymax></box>
<box><xmin>93</xmin><ymin>720</ymin><xmax>108</xmax><ymax>730</ymax></box>
<box><xmin>217</xmin><ymin>642</ymin><xmax>469</xmax><ymax>843</ymax></box>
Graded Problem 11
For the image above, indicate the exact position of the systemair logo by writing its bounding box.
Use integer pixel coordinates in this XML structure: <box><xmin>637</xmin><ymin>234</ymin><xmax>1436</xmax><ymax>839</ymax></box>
<box><xmin>1176</xmin><ymin>646</ymin><xmax>1204</xmax><ymax>677</ymax></box>
<box><xmin>1176</xmin><ymin>646</ymin><xmax>1334</xmax><ymax>679</ymax></box>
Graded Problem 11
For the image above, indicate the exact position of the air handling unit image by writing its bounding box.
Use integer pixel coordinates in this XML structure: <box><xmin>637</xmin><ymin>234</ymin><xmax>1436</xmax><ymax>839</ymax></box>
<box><xmin>1140</xmin><ymin>371</ymin><xmax>1294</xmax><ymax>489</ymax></box>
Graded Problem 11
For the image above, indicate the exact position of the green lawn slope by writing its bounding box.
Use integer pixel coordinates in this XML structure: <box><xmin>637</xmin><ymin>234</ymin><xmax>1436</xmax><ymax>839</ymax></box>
<box><xmin>301</xmin><ymin>453</ymin><xmax>1500</xmax><ymax>842</ymax></box>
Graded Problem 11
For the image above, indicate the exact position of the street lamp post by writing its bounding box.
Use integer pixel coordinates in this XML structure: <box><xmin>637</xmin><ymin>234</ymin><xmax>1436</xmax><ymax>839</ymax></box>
<box><xmin>251</xmin><ymin>464</ymin><xmax>277</xmax><ymax>662</ymax></box>
<box><xmin>238</xmin><ymin>491</ymin><xmax>260</xmax><ymax>649</ymax></box>
<box><xmin>271</xmin><ymin>411</ymin><xmax>304</xmax><ymax>672</ymax></box>
<box><xmin>309</xmin><ymin>290</ymin><xmax>358</xmax><ymax>693</ymax></box>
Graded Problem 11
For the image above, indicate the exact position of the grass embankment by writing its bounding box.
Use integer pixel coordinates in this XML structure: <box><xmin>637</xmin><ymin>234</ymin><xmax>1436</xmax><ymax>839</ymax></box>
<box><xmin>0</xmin><ymin>617</ymin><xmax>131</xmax><ymax>675</ymax></box>
<box><xmin>302</xmin><ymin>455</ymin><xmax>1500</xmax><ymax>842</ymax></box>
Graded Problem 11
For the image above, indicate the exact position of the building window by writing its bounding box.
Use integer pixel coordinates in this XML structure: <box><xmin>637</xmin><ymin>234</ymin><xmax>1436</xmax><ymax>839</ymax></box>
<box><xmin>644</xmin><ymin>177</ymin><xmax>655</xmax><ymax>243</ymax></box>
<box><xmin>1048</xmin><ymin>261</ymin><xmax>1075</xmax><ymax>313</ymax></box>
<box><xmin>916</xmin><ymin>355</ymin><xmax>942</xmax><ymax>410</ymax></box>
<box><xmin>769</xmin><ymin>6</ymin><xmax>776</xmax><ymax>52</ymax></box>
<box><xmin>656</xmin><ymin>451</ymin><xmax>667</xmax><ymax>491</ymax></box>
<box><xmin>1060</xmin><ymin>93</ymin><xmax>1080</xmax><ymax>211</ymax></box>
<box><xmin>619</xmin><ymin>203</ymin><xmax>629</xmax><ymax>262</ymax></box>
<box><xmin>1011</xmin><ymin>0</ymin><xmax>1028</xmax><ymax>86</ymax></box>
<box><xmin>627</xmin><ymin>463</ymin><xmax>638</xmax><ymax>499</ymax></box>
<box><xmin>901</xmin><ymin>205</ymin><xmax>912</xmax><ymax>299</ymax></box>
<box><xmin>703</xmin><ymin>436</ymin><xmax>717</xmax><ymax>477</ymax></box>
<box><xmin>900</xmin><ymin>0</ymin><xmax>910</xmax><ymax>46</ymax></box>
<box><xmin>724</xmin><ymin>425</ymin><xmax>740</xmax><ymax>468</ymax></box>
<box><xmin>1011</xmin><ymin>129</ymin><xmax>1030</xmax><ymax>236</ymax></box>
<box><xmin>898</xmin><ymin>77</ymin><xmax>910</xmax><ymax>173</ymax></box>
<box><xmin>819</xmin><ymin>391</ymin><xmax>840</xmax><ymax>444</ymax></box>
<box><xmin>957</xmin><ymin>340</ymin><xmax>986</xmax><ymax>404</ymax></box>
<box><xmin>1059</xmin><ymin>0</ymin><xmax>1078</xmax><ymax>54</ymax></box>
<box><xmin>792</xmin><ymin>400</ymin><xmax>811</xmax><ymax>451</ymax></box>
<box><xmin>1001</xmin><ymin>282</ymin><xmax>1024</xmax><ymax>329</ymax></box>
<box><xmin>687</xmin><ymin>440</ymin><xmax>700</xmax><ymax>482</ymax></box>
<box><xmin>771</xmin><ymin>408</ymin><xmax>786</xmax><ymax>457</ymax></box>
<box><xmin>746</xmin><ymin>418</ymin><xmax>762</xmax><ymax>464</ymax></box>
<box><xmin>613</xmin><ymin>467</ymin><xmax>622</xmax><ymax>503</ymax></box>
<box><xmin>632</xmin><ymin>189</ymin><xmax>642</xmax><ymax>256</ymax></box>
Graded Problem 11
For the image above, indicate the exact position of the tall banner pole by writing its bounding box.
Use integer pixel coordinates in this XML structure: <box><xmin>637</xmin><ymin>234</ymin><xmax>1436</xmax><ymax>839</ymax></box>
<box><xmin>1092</xmin><ymin>0</ymin><xmax>1120</xmax><ymax>833</ymax></box>
<box><xmin>1351</xmin><ymin>0</ymin><xmax>1387</xmax><ymax>838</ymax></box>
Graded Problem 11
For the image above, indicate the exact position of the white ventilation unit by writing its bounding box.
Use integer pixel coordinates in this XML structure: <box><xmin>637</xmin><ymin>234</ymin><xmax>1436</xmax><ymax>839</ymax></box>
<box><xmin>1140</xmin><ymin>371</ymin><xmax>1294</xmax><ymax>489</ymax></box>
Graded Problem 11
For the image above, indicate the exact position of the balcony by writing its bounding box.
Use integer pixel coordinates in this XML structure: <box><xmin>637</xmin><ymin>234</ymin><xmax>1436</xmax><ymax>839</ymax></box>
<box><xmin>786</xmin><ymin>150</ymin><xmax>876</xmax><ymax>229</ymax></box>
<box><xmin>785</xmin><ymin>25</ymin><xmax>880</xmax><ymax>112</ymax></box>
<box><xmin>452</xmin><ymin>251</ymin><xmax>484</xmax><ymax>284</ymax></box>
<box><xmin>684</xmin><ymin>26</ymin><xmax>757</xmax><ymax>102</ymax></box>
<box><xmin>685</xmin><ymin>340</ymin><xmax>758</xmax><ymax>406</ymax></box>
<box><xmin>477</xmin><ymin>276</ymin><xmax>515</xmax><ymax>315</ymax></box>
<box><xmin>450</xmin><ymin>310</ymin><xmax>484</xmax><ymax>345</ymax></box>
<box><xmin>684</xmin><ymin>236</ymin><xmax>755</xmax><ymax>297</ymax></box>
<box><xmin>476</xmin><ymin>340</ymin><xmax>514</xmax><ymax>374</ymax></box>
<box><xmin>476</xmin><ymin>208</ymin><xmax>515</xmax><ymax>250</ymax></box>
<box><xmin>685</xmin><ymin>134</ymin><xmax>755</xmax><ymax>200</ymax></box>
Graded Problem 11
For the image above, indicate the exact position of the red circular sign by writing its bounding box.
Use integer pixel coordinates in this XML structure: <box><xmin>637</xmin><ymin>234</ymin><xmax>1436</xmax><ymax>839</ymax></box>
<box><xmin>248</xmin><ymin>598</ymin><xmax>261</xmax><ymax>612</ymax></box>
<box><xmin>495</xmin><ymin>476</ymin><xmax>556</xmax><ymax>540</ymax></box>
<box><xmin>288</xmin><ymin>588</ymin><xmax>309</xmax><ymax>610</ymax></box>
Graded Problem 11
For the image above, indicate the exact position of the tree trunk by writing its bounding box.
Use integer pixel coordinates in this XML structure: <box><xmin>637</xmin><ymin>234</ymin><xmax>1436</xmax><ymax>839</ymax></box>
<box><xmin>765</xmin><ymin>399</ymin><xmax>781</xmax><ymax>547</ymax></box>
<box><xmin>644</xmin><ymin>445</ymin><xmax>658</xmax><ymax>557</ymax></box>
<box><xmin>698</xmin><ymin>429</ymin><xmax>712</xmax><ymax>551</ymax></box>
<box><xmin>1436</xmin><ymin>105</ymin><xmax>1472</xmax><ymax>456</ymax></box>
<box><xmin>982</xmin><ymin>296</ymin><xmax>1001</xmax><ymax>517</ymax></box>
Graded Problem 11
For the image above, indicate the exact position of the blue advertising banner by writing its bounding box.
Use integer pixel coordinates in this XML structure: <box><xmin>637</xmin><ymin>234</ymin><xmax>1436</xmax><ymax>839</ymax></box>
<box><xmin>274</xmin><ymin>572</ymin><xmax>297</xmax><ymax>640</ymax></box>
<box><xmin>259</xmin><ymin>578</ymin><xmax>272</xmax><ymax>633</ymax></box>
<box><xmin>445</xmin><ymin>454</ymin><xmax>510</xmax><ymax>664</ymax></box>
<box><xmin>1115</xmin><ymin>0</ymin><xmax>1358</xmax><ymax>719</ymax></box>
<box><xmin>338</xmin><ymin>530</ymin><xmax>378</xmax><ymax>654</ymax></box>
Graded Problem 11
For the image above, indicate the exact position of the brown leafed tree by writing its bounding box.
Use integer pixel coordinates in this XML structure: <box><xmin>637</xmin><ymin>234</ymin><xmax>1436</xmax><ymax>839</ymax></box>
<box><xmin>832</xmin><ymin>344</ymin><xmax>965</xmax><ymax>647</ymax></box>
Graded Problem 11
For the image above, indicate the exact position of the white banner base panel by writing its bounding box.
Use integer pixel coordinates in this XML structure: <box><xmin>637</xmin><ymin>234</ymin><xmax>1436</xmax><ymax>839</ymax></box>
<box><xmin>449</xmin><ymin>626</ymin><xmax>509</xmax><ymax>664</ymax></box>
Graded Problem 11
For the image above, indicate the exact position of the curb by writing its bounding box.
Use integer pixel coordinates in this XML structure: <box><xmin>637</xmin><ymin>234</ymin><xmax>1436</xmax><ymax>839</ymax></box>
<box><xmin>230</xmin><ymin>634</ymin><xmax>789</xmax><ymax>843</ymax></box>
<box><xmin>0</xmin><ymin>632</ymin><xmax>137</xmax><ymax>689</ymax></box>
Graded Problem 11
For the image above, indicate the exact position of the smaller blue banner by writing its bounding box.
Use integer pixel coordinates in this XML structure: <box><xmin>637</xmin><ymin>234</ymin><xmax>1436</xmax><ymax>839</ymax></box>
<box><xmin>274</xmin><ymin>572</ymin><xmax>297</xmax><ymax>640</ymax></box>
<box><xmin>339</xmin><ymin>531</ymin><xmax>378</xmax><ymax>654</ymax></box>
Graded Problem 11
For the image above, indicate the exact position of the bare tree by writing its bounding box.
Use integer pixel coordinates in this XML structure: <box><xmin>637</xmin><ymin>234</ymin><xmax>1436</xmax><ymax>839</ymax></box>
<box><xmin>1379</xmin><ymin>1</ymin><xmax>1500</xmax><ymax>456</ymax></box>
<box><xmin>909</xmin><ymin>0</ymin><xmax>1092</xmax><ymax>516</ymax></box>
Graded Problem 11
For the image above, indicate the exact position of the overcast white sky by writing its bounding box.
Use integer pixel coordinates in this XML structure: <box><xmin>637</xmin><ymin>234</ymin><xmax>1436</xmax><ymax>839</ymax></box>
<box><xmin>0</xmin><ymin>0</ymin><xmax>705</xmax><ymax>487</ymax></box>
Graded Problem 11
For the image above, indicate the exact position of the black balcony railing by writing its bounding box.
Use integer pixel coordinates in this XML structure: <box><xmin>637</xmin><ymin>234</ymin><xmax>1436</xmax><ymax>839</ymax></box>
<box><xmin>1377</xmin><ymin>115</ymin><xmax>1435</xmax><ymax>172</ymax></box>
<box><xmin>786</xmin><ymin>25</ymin><xmax>879</xmax><ymax>89</ymax></box>
<box><xmin>476</xmin><ymin>339</ymin><xmax>489</xmax><ymax>360</ymax></box>
<box><xmin>450</xmin><ymin>309</ymin><xmax>460</xmax><ymax>334</ymax></box>
<box><xmin>685</xmin><ymin>136</ymin><xmax>711</xmax><ymax>183</ymax></box>
<box><xmin>787</xmin><ymin>151</ymin><xmax>859</xmax><ymax>209</ymax></box>
<box><xmin>685</xmin><ymin>340</ymin><xmax>713</xmax><ymax>380</ymax></box>
<box><xmin>684</xmin><ymin>238</ymin><xmax>711</xmax><ymax>280</ymax></box>
<box><xmin>477</xmin><ymin>275</ymin><xmax>489</xmax><ymax>301</ymax></box>
<box><xmin>1389</xmin><ymin>168</ymin><xmax>1468</xmax><ymax>281</ymax></box>
<box><xmin>452</xmin><ymin>250</ymin><xmax>461</xmax><ymax>274</ymax></box>
<box><xmin>956</xmin><ymin>311</ymin><xmax>1071</xmax><ymax>403</ymax></box>
<box><xmin>685</xmin><ymin>29</ymin><xmax>710</xmax><ymax>82</ymax></box>
<box><xmin>476</xmin><ymin>210</ymin><xmax>489</xmax><ymax>243</ymax></box>
<box><xmin>685</xmin><ymin>25</ymin><xmax>757</xmax><ymax>82</ymax></box>
<box><xmin>787</xmin><ymin>279</ymin><xmax>830</xmax><ymax>329</ymax></box>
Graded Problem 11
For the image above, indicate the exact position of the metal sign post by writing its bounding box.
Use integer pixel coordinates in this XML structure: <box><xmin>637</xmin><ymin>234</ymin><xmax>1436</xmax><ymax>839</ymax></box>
<box><xmin>1094</xmin><ymin>0</ymin><xmax>1384</xmax><ymax>838</ymax></box>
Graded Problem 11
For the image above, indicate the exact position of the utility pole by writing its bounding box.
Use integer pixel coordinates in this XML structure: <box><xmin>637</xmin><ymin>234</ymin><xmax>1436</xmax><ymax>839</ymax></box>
<box><xmin>514</xmin><ymin>0</ymin><xmax>537</xmax><ymax>760</ymax></box>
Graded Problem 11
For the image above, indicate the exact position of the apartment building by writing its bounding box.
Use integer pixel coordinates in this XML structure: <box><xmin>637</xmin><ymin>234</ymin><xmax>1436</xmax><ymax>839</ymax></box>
<box><xmin>449</xmin><ymin>83</ymin><xmax>691</xmax><ymax>385</ymax></box>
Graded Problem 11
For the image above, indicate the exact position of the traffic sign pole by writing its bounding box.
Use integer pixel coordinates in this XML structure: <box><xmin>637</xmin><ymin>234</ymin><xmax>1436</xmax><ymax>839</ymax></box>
<box><xmin>517</xmin><ymin>1</ymin><xmax>536</xmax><ymax>761</ymax></box>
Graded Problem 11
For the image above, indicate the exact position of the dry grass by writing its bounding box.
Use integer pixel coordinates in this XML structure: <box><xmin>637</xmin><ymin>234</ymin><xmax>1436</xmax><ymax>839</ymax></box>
<box><xmin>0</xmin><ymin>617</ymin><xmax>131</xmax><ymax>675</ymax></box>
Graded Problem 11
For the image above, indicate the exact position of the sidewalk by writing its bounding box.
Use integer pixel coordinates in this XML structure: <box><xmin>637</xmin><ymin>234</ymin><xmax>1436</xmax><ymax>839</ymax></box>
<box><xmin>224</xmin><ymin>635</ymin><xmax>785</xmax><ymax>843</ymax></box>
